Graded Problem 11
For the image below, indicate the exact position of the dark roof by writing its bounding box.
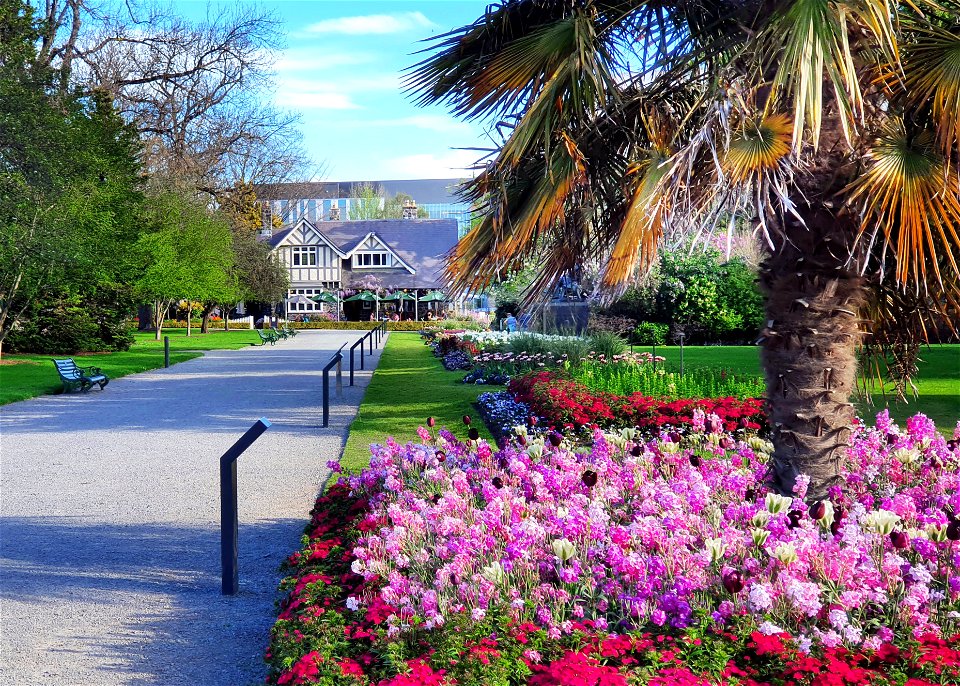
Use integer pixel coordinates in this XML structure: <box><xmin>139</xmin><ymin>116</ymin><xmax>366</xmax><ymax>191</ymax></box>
<box><xmin>255</xmin><ymin>178</ymin><xmax>468</xmax><ymax>204</ymax></box>
<box><xmin>268</xmin><ymin>219</ymin><xmax>458</xmax><ymax>289</ymax></box>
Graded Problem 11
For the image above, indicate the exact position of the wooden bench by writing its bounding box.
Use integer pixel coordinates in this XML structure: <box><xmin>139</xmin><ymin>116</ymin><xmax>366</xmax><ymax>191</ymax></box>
<box><xmin>52</xmin><ymin>359</ymin><xmax>110</xmax><ymax>393</ymax></box>
<box><xmin>256</xmin><ymin>329</ymin><xmax>279</xmax><ymax>346</ymax></box>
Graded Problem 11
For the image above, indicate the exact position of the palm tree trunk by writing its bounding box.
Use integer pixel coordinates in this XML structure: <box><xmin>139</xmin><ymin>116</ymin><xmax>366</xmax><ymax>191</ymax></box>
<box><xmin>759</xmin><ymin>205</ymin><xmax>867</xmax><ymax>501</ymax></box>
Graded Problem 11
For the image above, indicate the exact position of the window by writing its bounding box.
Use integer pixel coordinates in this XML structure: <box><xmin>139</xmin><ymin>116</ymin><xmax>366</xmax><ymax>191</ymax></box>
<box><xmin>353</xmin><ymin>252</ymin><xmax>390</xmax><ymax>268</ymax></box>
<box><xmin>292</xmin><ymin>247</ymin><xmax>317</xmax><ymax>266</ymax></box>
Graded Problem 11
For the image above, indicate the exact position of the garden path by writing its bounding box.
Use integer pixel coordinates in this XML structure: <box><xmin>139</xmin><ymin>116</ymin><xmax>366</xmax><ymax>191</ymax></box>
<box><xmin>0</xmin><ymin>330</ymin><xmax>385</xmax><ymax>685</ymax></box>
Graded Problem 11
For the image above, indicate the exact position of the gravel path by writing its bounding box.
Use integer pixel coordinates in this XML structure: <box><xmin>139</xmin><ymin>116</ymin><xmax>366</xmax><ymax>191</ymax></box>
<box><xmin>0</xmin><ymin>330</ymin><xmax>385</xmax><ymax>685</ymax></box>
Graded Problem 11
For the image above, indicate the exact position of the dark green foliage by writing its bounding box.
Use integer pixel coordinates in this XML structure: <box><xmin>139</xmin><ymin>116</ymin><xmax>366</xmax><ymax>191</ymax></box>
<box><xmin>634</xmin><ymin>322</ymin><xmax>668</xmax><ymax>346</ymax></box>
<box><xmin>601</xmin><ymin>249</ymin><xmax>765</xmax><ymax>344</ymax></box>
<box><xmin>587</xmin><ymin>331</ymin><xmax>627</xmax><ymax>357</ymax></box>
<box><xmin>6</xmin><ymin>289</ymin><xmax>136</xmax><ymax>354</ymax></box>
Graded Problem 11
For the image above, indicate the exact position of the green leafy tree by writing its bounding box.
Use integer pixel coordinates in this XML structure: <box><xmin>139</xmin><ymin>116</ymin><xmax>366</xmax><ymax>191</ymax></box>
<box><xmin>136</xmin><ymin>190</ymin><xmax>235</xmax><ymax>339</ymax></box>
<box><xmin>0</xmin><ymin>2</ymin><xmax>144</xmax><ymax>357</ymax></box>
<box><xmin>409</xmin><ymin>0</ymin><xmax>960</xmax><ymax>498</ymax></box>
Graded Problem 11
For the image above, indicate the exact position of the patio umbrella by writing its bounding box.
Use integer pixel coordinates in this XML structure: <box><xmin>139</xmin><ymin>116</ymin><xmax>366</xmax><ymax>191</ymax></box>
<box><xmin>382</xmin><ymin>292</ymin><xmax>416</xmax><ymax>301</ymax></box>
<box><xmin>419</xmin><ymin>290</ymin><xmax>446</xmax><ymax>302</ymax></box>
<box><xmin>310</xmin><ymin>291</ymin><xmax>339</xmax><ymax>304</ymax></box>
<box><xmin>344</xmin><ymin>291</ymin><xmax>380</xmax><ymax>319</ymax></box>
<box><xmin>310</xmin><ymin>291</ymin><xmax>341</xmax><ymax>321</ymax></box>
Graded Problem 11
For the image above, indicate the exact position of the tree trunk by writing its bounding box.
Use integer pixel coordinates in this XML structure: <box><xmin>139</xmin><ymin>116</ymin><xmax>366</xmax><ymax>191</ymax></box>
<box><xmin>200</xmin><ymin>303</ymin><xmax>215</xmax><ymax>334</ymax></box>
<box><xmin>759</xmin><ymin>205</ymin><xmax>867</xmax><ymax>501</ymax></box>
<box><xmin>153</xmin><ymin>300</ymin><xmax>167</xmax><ymax>341</ymax></box>
<box><xmin>186</xmin><ymin>303</ymin><xmax>192</xmax><ymax>337</ymax></box>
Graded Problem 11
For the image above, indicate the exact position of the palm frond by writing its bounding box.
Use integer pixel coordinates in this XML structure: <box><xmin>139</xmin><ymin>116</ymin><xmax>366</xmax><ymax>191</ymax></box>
<box><xmin>901</xmin><ymin>21</ymin><xmax>960</xmax><ymax>155</ymax></box>
<box><xmin>848</xmin><ymin>121</ymin><xmax>960</xmax><ymax>287</ymax></box>
<box><xmin>763</xmin><ymin>0</ymin><xmax>897</xmax><ymax>150</ymax></box>
<box><xmin>724</xmin><ymin>114</ymin><xmax>793</xmax><ymax>183</ymax></box>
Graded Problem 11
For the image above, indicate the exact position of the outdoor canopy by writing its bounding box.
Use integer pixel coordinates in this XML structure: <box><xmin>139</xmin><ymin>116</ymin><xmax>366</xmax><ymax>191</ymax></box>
<box><xmin>418</xmin><ymin>291</ymin><xmax>447</xmax><ymax>302</ymax></box>
<box><xmin>343</xmin><ymin>291</ymin><xmax>379</xmax><ymax>302</ymax></box>
<box><xmin>381</xmin><ymin>292</ymin><xmax>416</xmax><ymax>301</ymax></box>
<box><xmin>310</xmin><ymin>291</ymin><xmax>340</xmax><ymax>304</ymax></box>
<box><xmin>286</xmin><ymin>294</ymin><xmax>315</xmax><ymax>307</ymax></box>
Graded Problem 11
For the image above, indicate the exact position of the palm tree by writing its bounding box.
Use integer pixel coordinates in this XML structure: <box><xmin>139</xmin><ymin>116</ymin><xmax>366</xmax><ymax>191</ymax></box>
<box><xmin>407</xmin><ymin>0</ymin><xmax>960</xmax><ymax>499</ymax></box>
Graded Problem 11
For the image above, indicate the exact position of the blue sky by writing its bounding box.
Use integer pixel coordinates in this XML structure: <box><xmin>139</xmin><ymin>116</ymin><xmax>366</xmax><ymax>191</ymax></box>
<box><xmin>174</xmin><ymin>0</ymin><xmax>492</xmax><ymax>182</ymax></box>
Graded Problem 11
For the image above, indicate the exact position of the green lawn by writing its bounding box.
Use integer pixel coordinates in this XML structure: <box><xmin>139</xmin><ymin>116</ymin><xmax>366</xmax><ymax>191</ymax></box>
<box><xmin>0</xmin><ymin>328</ymin><xmax>263</xmax><ymax>405</ymax></box>
<box><xmin>637</xmin><ymin>343</ymin><xmax>960</xmax><ymax>431</ymax></box>
<box><xmin>340</xmin><ymin>333</ymin><xmax>493</xmax><ymax>472</ymax></box>
<box><xmin>133</xmin><ymin>328</ymin><xmax>263</xmax><ymax>350</ymax></box>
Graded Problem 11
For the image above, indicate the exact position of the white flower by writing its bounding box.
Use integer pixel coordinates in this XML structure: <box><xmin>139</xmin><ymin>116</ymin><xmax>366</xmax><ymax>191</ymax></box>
<box><xmin>893</xmin><ymin>447</ymin><xmax>921</xmax><ymax>466</ymax></box>
<box><xmin>345</xmin><ymin>597</ymin><xmax>360</xmax><ymax>611</ymax></box>
<box><xmin>861</xmin><ymin>509</ymin><xmax>900</xmax><ymax>535</ymax></box>
<box><xmin>765</xmin><ymin>493</ymin><xmax>792</xmax><ymax>514</ymax></box>
<box><xmin>752</xmin><ymin>528</ymin><xmax>771</xmax><ymax>547</ymax></box>
<box><xmin>751</xmin><ymin>510</ymin><xmax>771</xmax><ymax>526</ymax></box>
<box><xmin>771</xmin><ymin>542</ymin><xmax>798</xmax><ymax>565</ymax></box>
<box><xmin>552</xmin><ymin>538</ymin><xmax>577</xmax><ymax>562</ymax></box>
<box><xmin>481</xmin><ymin>561</ymin><xmax>505</xmax><ymax>585</ymax></box>
<box><xmin>705</xmin><ymin>537</ymin><xmax>727</xmax><ymax>564</ymax></box>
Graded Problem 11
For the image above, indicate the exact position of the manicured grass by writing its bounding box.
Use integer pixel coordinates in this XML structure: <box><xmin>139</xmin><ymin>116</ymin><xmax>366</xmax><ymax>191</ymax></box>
<box><xmin>133</xmin><ymin>328</ymin><xmax>263</xmax><ymax>350</ymax></box>
<box><xmin>340</xmin><ymin>333</ymin><xmax>493</xmax><ymax>473</ymax></box>
<box><xmin>0</xmin><ymin>328</ymin><xmax>265</xmax><ymax>405</ymax></box>
<box><xmin>636</xmin><ymin>343</ymin><xmax>960</xmax><ymax>430</ymax></box>
<box><xmin>0</xmin><ymin>350</ymin><xmax>202</xmax><ymax>405</ymax></box>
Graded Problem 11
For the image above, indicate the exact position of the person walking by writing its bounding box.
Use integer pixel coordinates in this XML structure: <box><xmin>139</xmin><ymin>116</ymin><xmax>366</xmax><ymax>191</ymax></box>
<box><xmin>505</xmin><ymin>312</ymin><xmax>518</xmax><ymax>333</ymax></box>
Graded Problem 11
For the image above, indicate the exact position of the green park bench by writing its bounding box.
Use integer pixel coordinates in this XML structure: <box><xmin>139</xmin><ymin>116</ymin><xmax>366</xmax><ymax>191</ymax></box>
<box><xmin>271</xmin><ymin>326</ymin><xmax>292</xmax><ymax>340</ymax></box>
<box><xmin>256</xmin><ymin>329</ymin><xmax>279</xmax><ymax>346</ymax></box>
<box><xmin>52</xmin><ymin>358</ymin><xmax>110</xmax><ymax>393</ymax></box>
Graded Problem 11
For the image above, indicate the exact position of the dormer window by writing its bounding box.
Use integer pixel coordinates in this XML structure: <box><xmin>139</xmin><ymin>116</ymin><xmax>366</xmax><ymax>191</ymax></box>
<box><xmin>353</xmin><ymin>251</ymin><xmax>391</xmax><ymax>268</ymax></box>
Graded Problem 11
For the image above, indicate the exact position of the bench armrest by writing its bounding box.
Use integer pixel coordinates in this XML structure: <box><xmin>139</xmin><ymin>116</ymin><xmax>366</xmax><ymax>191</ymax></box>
<box><xmin>80</xmin><ymin>365</ymin><xmax>104</xmax><ymax>376</ymax></box>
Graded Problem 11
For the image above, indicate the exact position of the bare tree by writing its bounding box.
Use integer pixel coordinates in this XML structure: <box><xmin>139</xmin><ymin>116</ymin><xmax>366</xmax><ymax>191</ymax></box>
<box><xmin>38</xmin><ymin>0</ymin><xmax>314</xmax><ymax>191</ymax></box>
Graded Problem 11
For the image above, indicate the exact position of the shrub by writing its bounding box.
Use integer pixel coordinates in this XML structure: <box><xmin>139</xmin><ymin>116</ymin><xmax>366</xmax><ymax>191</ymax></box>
<box><xmin>508</xmin><ymin>333</ymin><xmax>552</xmax><ymax>355</ymax></box>
<box><xmin>587</xmin><ymin>313</ymin><xmax>636</xmax><ymax>337</ymax></box>
<box><xmin>545</xmin><ymin>336</ymin><xmax>592</xmax><ymax>362</ymax></box>
<box><xmin>633</xmin><ymin>321</ymin><xmax>668</xmax><ymax>346</ymax></box>
<box><xmin>587</xmin><ymin>331</ymin><xmax>627</xmax><ymax>358</ymax></box>
<box><xmin>7</xmin><ymin>292</ymin><xmax>135</xmax><ymax>354</ymax></box>
<box><xmin>572</xmin><ymin>358</ymin><xmax>764</xmax><ymax>399</ymax></box>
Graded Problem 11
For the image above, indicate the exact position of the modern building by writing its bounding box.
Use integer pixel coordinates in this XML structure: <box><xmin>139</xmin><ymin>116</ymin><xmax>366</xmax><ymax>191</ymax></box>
<box><xmin>264</xmin><ymin>216</ymin><xmax>459</xmax><ymax>320</ymax></box>
<box><xmin>256</xmin><ymin>178</ymin><xmax>473</xmax><ymax>237</ymax></box>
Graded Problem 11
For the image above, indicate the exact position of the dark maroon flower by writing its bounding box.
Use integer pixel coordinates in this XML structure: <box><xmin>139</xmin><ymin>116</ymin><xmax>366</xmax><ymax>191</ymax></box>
<box><xmin>630</xmin><ymin>445</ymin><xmax>643</xmax><ymax>457</ymax></box>
<box><xmin>947</xmin><ymin>522</ymin><xmax>960</xmax><ymax>541</ymax></box>
<box><xmin>788</xmin><ymin>511</ymin><xmax>802</xmax><ymax>529</ymax></box>
<box><xmin>468</xmin><ymin>428</ymin><xmax>480</xmax><ymax>441</ymax></box>
<box><xmin>689</xmin><ymin>455</ymin><xmax>702</xmax><ymax>468</ymax></box>
<box><xmin>720</xmin><ymin>437</ymin><xmax>736</xmax><ymax>450</ymax></box>
<box><xmin>548</xmin><ymin>432</ymin><xmax>563</xmax><ymax>447</ymax></box>
<box><xmin>890</xmin><ymin>531</ymin><xmax>909</xmax><ymax>549</ymax></box>
<box><xmin>669</xmin><ymin>431</ymin><xmax>682</xmax><ymax>444</ymax></box>
<box><xmin>722</xmin><ymin>570</ymin><xmax>744</xmax><ymax>594</ymax></box>
<box><xmin>744</xmin><ymin>488</ymin><xmax>756</xmax><ymax>502</ymax></box>
<box><xmin>529</xmin><ymin>416</ymin><xmax>538</xmax><ymax>426</ymax></box>
<box><xmin>427</xmin><ymin>416</ymin><xmax>436</xmax><ymax>427</ymax></box>
<box><xmin>582</xmin><ymin>470</ymin><xmax>598</xmax><ymax>488</ymax></box>
<box><xmin>809</xmin><ymin>501</ymin><xmax>827</xmax><ymax>521</ymax></box>
<box><xmin>886</xmin><ymin>433</ymin><xmax>899</xmax><ymax>444</ymax></box>
<box><xmin>517</xmin><ymin>435</ymin><xmax>527</xmax><ymax>446</ymax></box>
<box><xmin>436</xmin><ymin>451</ymin><xmax>446</xmax><ymax>463</ymax></box>
<box><xmin>830</xmin><ymin>520</ymin><xmax>842</xmax><ymax>537</ymax></box>
<box><xmin>431</xmin><ymin>494</ymin><xmax>441</xmax><ymax>504</ymax></box>
<box><xmin>492</xmin><ymin>476</ymin><xmax>503</xmax><ymax>489</ymax></box>
<box><xmin>462</xmin><ymin>414</ymin><xmax>472</xmax><ymax>426</ymax></box>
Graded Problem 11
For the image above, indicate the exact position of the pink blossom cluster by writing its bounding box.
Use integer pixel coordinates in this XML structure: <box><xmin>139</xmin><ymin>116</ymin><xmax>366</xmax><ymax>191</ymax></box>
<box><xmin>342</xmin><ymin>411</ymin><xmax>960</xmax><ymax>650</ymax></box>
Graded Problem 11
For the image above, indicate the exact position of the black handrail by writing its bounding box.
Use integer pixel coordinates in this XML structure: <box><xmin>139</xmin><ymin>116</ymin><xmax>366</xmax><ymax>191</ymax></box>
<box><xmin>322</xmin><ymin>346</ymin><xmax>345</xmax><ymax>427</ymax></box>
<box><xmin>221</xmin><ymin>417</ymin><xmax>272</xmax><ymax>595</ymax></box>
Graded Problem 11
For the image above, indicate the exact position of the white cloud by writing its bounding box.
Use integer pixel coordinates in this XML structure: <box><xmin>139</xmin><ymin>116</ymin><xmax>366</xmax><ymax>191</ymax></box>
<box><xmin>279</xmin><ymin>90</ymin><xmax>361</xmax><ymax>110</ymax></box>
<box><xmin>275</xmin><ymin>50</ymin><xmax>376</xmax><ymax>74</ymax></box>
<box><xmin>303</xmin><ymin>12</ymin><xmax>437</xmax><ymax>36</ymax></box>
<box><xmin>379</xmin><ymin>149</ymin><xmax>483</xmax><ymax>180</ymax></box>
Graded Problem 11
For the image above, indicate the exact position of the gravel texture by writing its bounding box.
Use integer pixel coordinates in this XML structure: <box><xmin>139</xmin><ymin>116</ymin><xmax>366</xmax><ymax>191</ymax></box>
<box><xmin>0</xmin><ymin>330</ymin><xmax>385</xmax><ymax>685</ymax></box>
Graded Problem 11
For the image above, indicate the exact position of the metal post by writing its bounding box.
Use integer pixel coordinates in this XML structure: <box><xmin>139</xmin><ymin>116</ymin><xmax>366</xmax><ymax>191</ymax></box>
<box><xmin>164</xmin><ymin>336</ymin><xmax>170</xmax><ymax>368</ymax></box>
<box><xmin>336</xmin><ymin>357</ymin><xmax>343</xmax><ymax>398</ymax></box>
<box><xmin>360</xmin><ymin>337</ymin><xmax>365</xmax><ymax>370</ymax></box>
<box><xmin>220</xmin><ymin>417</ymin><xmax>271</xmax><ymax>595</ymax></box>
<box><xmin>321</xmin><ymin>351</ymin><xmax>343</xmax><ymax>427</ymax></box>
<box><xmin>368</xmin><ymin>330</ymin><xmax>373</xmax><ymax>354</ymax></box>
<box><xmin>679</xmin><ymin>333</ymin><xmax>685</xmax><ymax>376</ymax></box>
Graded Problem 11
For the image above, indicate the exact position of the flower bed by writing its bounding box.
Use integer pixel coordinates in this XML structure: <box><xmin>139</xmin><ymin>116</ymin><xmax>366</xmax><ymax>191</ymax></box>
<box><xmin>266</xmin><ymin>413</ymin><xmax>960</xmax><ymax>685</ymax></box>
<box><xmin>475</xmin><ymin>391</ymin><xmax>537</xmax><ymax>441</ymax></box>
<box><xmin>510</xmin><ymin>370</ymin><xmax>765</xmax><ymax>432</ymax></box>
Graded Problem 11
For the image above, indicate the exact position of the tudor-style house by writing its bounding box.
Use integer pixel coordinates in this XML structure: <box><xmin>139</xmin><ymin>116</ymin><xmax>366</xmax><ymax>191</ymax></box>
<box><xmin>265</xmin><ymin>213</ymin><xmax>459</xmax><ymax>320</ymax></box>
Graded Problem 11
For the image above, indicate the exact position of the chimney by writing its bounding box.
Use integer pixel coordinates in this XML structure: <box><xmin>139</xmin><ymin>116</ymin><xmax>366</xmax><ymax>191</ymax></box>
<box><xmin>328</xmin><ymin>204</ymin><xmax>341</xmax><ymax>221</ymax></box>
<box><xmin>401</xmin><ymin>198</ymin><xmax>418</xmax><ymax>220</ymax></box>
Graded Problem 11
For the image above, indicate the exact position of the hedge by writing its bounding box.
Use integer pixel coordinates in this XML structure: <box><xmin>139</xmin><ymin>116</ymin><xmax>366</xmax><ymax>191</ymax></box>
<box><xmin>287</xmin><ymin>319</ymin><xmax>486</xmax><ymax>331</ymax></box>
